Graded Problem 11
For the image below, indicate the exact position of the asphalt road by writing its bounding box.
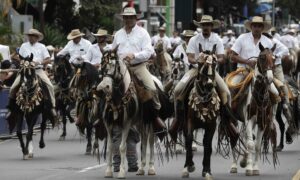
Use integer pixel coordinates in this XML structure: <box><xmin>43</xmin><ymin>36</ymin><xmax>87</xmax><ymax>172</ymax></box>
<box><xmin>0</xmin><ymin>122</ymin><xmax>299</xmax><ymax>180</ymax></box>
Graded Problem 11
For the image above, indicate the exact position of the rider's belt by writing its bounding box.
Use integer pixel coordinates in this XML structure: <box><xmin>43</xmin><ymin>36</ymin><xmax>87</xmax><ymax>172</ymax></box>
<box><xmin>130</xmin><ymin>62</ymin><xmax>144</xmax><ymax>67</ymax></box>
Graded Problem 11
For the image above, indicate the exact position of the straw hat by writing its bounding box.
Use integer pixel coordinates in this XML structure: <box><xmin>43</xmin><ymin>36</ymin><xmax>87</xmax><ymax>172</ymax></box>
<box><xmin>224</xmin><ymin>29</ymin><xmax>235</xmax><ymax>35</ymax></box>
<box><xmin>92</xmin><ymin>29</ymin><xmax>109</xmax><ymax>37</ymax></box>
<box><xmin>244</xmin><ymin>16</ymin><xmax>272</xmax><ymax>32</ymax></box>
<box><xmin>270</xmin><ymin>27</ymin><xmax>276</xmax><ymax>32</ymax></box>
<box><xmin>286</xmin><ymin>28</ymin><xmax>297</xmax><ymax>35</ymax></box>
<box><xmin>25</xmin><ymin>29</ymin><xmax>44</xmax><ymax>41</ymax></box>
<box><xmin>193</xmin><ymin>15</ymin><xmax>220</xmax><ymax>29</ymax></box>
<box><xmin>158</xmin><ymin>26</ymin><xmax>166</xmax><ymax>31</ymax></box>
<box><xmin>67</xmin><ymin>29</ymin><xmax>85</xmax><ymax>40</ymax></box>
<box><xmin>181</xmin><ymin>30</ymin><xmax>195</xmax><ymax>37</ymax></box>
<box><xmin>120</xmin><ymin>7</ymin><xmax>137</xmax><ymax>16</ymax></box>
<box><xmin>46</xmin><ymin>45</ymin><xmax>55</xmax><ymax>51</ymax></box>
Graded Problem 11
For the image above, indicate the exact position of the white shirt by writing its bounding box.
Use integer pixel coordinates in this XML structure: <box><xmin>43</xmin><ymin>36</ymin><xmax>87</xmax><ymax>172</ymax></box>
<box><xmin>272</xmin><ymin>38</ymin><xmax>289</xmax><ymax>65</ymax></box>
<box><xmin>173</xmin><ymin>43</ymin><xmax>189</xmax><ymax>65</ymax></box>
<box><xmin>222</xmin><ymin>35</ymin><xmax>236</xmax><ymax>49</ymax></box>
<box><xmin>19</xmin><ymin>42</ymin><xmax>50</xmax><ymax>66</ymax></box>
<box><xmin>151</xmin><ymin>34</ymin><xmax>172</xmax><ymax>50</ymax></box>
<box><xmin>231</xmin><ymin>32</ymin><xmax>273</xmax><ymax>68</ymax></box>
<box><xmin>273</xmin><ymin>33</ymin><xmax>281</xmax><ymax>41</ymax></box>
<box><xmin>0</xmin><ymin>44</ymin><xmax>10</xmax><ymax>61</ymax></box>
<box><xmin>170</xmin><ymin>36</ymin><xmax>182</xmax><ymax>46</ymax></box>
<box><xmin>57</xmin><ymin>38</ymin><xmax>92</xmax><ymax>63</ymax></box>
<box><xmin>186</xmin><ymin>32</ymin><xmax>224</xmax><ymax>60</ymax></box>
<box><xmin>84</xmin><ymin>44</ymin><xmax>111</xmax><ymax>65</ymax></box>
<box><xmin>112</xmin><ymin>24</ymin><xmax>154</xmax><ymax>65</ymax></box>
<box><xmin>280</xmin><ymin>34</ymin><xmax>299</xmax><ymax>49</ymax></box>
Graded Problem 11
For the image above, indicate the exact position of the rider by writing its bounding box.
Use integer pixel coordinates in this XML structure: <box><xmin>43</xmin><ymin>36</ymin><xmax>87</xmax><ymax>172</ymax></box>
<box><xmin>173</xmin><ymin>30</ymin><xmax>194</xmax><ymax>69</ymax></box>
<box><xmin>6</xmin><ymin>29</ymin><xmax>57</xmax><ymax>119</ymax></box>
<box><xmin>84</xmin><ymin>28</ymin><xmax>111</xmax><ymax>69</ymax></box>
<box><xmin>169</xmin><ymin>15</ymin><xmax>231</xmax><ymax>140</ymax></box>
<box><xmin>151</xmin><ymin>26</ymin><xmax>172</xmax><ymax>52</ymax></box>
<box><xmin>57</xmin><ymin>29</ymin><xmax>91</xmax><ymax>63</ymax></box>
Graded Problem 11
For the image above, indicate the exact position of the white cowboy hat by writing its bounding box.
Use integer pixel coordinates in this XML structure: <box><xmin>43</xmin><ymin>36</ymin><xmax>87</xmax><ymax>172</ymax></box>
<box><xmin>270</xmin><ymin>27</ymin><xmax>276</xmax><ymax>32</ymax></box>
<box><xmin>46</xmin><ymin>45</ymin><xmax>55</xmax><ymax>51</ymax></box>
<box><xmin>67</xmin><ymin>29</ymin><xmax>85</xmax><ymax>40</ymax></box>
<box><xmin>181</xmin><ymin>30</ymin><xmax>195</xmax><ymax>37</ymax></box>
<box><xmin>92</xmin><ymin>29</ymin><xmax>110</xmax><ymax>37</ymax></box>
<box><xmin>193</xmin><ymin>15</ymin><xmax>220</xmax><ymax>29</ymax></box>
<box><xmin>244</xmin><ymin>16</ymin><xmax>272</xmax><ymax>32</ymax></box>
<box><xmin>286</xmin><ymin>28</ymin><xmax>297</xmax><ymax>35</ymax></box>
<box><xmin>158</xmin><ymin>26</ymin><xmax>166</xmax><ymax>31</ymax></box>
<box><xmin>25</xmin><ymin>29</ymin><xmax>44</xmax><ymax>41</ymax></box>
<box><xmin>120</xmin><ymin>7</ymin><xmax>137</xmax><ymax>16</ymax></box>
<box><xmin>224</xmin><ymin>29</ymin><xmax>235</xmax><ymax>35</ymax></box>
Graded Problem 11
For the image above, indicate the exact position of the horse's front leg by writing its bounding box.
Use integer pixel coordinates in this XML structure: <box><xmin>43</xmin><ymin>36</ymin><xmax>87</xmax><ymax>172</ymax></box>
<box><xmin>39</xmin><ymin>114</ymin><xmax>47</xmax><ymax>149</ymax></box>
<box><xmin>105</xmin><ymin>124</ymin><xmax>113</xmax><ymax>178</ymax></box>
<box><xmin>118</xmin><ymin>119</ymin><xmax>131</xmax><ymax>179</ymax></box>
<box><xmin>16</xmin><ymin>115</ymin><xmax>27</xmax><ymax>159</ymax></box>
<box><xmin>245</xmin><ymin>116</ymin><xmax>256</xmax><ymax>176</ymax></box>
<box><xmin>202</xmin><ymin>122</ymin><xmax>216</xmax><ymax>180</ymax></box>
<box><xmin>252</xmin><ymin>125</ymin><xmax>264</xmax><ymax>176</ymax></box>
<box><xmin>148</xmin><ymin>123</ymin><xmax>156</xmax><ymax>175</ymax></box>
<box><xmin>85</xmin><ymin>123</ymin><xmax>93</xmax><ymax>155</ymax></box>
<box><xmin>59</xmin><ymin>107</ymin><xmax>67</xmax><ymax>140</ymax></box>
<box><xmin>25</xmin><ymin>114</ymin><xmax>38</xmax><ymax>159</ymax></box>
<box><xmin>182</xmin><ymin>117</ymin><xmax>194</xmax><ymax>178</ymax></box>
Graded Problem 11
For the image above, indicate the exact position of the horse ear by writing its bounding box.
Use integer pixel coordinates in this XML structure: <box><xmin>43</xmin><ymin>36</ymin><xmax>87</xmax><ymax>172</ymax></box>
<box><xmin>199</xmin><ymin>44</ymin><xmax>203</xmax><ymax>53</ymax></box>
<box><xmin>29</xmin><ymin>53</ymin><xmax>34</xmax><ymax>61</ymax></box>
<box><xmin>112</xmin><ymin>44</ymin><xmax>119</xmax><ymax>54</ymax></box>
<box><xmin>212</xmin><ymin>44</ymin><xmax>217</xmax><ymax>54</ymax></box>
<box><xmin>65</xmin><ymin>54</ymin><xmax>71</xmax><ymax>61</ymax></box>
<box><xmin>19</xmin><ymin>54</ymin><xmax>24</xmax><ymax>60</ymax></box>
<box><xmin>271</xmin><ymin>43</ymin><xmax>277</xmax><ymax>52</ymax></box>
<box><xmin>259</xmin><ymin>42</ymin><xmax>265</xmax><ymax>52</ymax></box>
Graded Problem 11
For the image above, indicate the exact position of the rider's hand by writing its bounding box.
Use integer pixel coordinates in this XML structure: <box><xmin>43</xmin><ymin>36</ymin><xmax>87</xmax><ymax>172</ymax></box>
<box><xmin>124</xmin><ymin>54</ymin><xmax>135</xmax><ymax>62</ymax></box>
<box><xmin>247</xmin><ymin>59</ymin><xmax>257</xmax><ymax>68</ymax></box>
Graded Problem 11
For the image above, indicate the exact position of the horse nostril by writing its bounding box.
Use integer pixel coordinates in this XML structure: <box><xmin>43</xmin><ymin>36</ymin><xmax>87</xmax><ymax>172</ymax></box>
<box><xmin>173</xmin><ymin>69</ymin><xmax>178</xmax><ymax>75</ymax></box>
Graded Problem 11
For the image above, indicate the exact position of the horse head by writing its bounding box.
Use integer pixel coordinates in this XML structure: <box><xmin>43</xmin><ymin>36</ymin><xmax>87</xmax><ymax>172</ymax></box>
<box><xmin>171</xmin><ymin>53</ymin><xmax>185</xmax><ymax>80</ymax></box>
<box><xmin>53</xmin><ymin>54</ymin><xmax>72</xmax><ymax>85</ymax></box>
<box><xmin>257</xmin><ymin>42</ymin><xmax>276</xmax><ymax>84</ymax></box>
<box><xmin>19</xmin><ymin>53</ymin><xmax>38</xmax><ymax>89</ymax></box>
<box><xmin>154</xmin><ymin>39</ymin><xmax>164</xmax><ymax>54</ymax></box>
<box><xmin>195</xmin><ymin>44</ymin><xmax>218</xmax><ymax>94</ymax></box>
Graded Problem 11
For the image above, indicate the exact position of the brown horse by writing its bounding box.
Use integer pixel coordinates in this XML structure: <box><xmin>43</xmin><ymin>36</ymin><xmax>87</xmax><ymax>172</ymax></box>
<box><xmin>181</xmin><ymin>44</ymin><xmax>221</xmax><ymax>180</ymax></box>
<box><xmin>153</xmin><ymin>39</ymin><xmax>172</xmax><ymax>82</ymax></box>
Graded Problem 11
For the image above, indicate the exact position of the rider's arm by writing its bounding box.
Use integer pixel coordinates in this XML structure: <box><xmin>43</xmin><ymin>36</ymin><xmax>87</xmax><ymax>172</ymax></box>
<box><xmin>187</xmin><ymin>53</ymin><xmax>197</xmax><ymax>64</ymax></box>
<box><xmin>217</xmin><ymin>54</ymin><xmax>225</xmax><ymax>64</ymax></box>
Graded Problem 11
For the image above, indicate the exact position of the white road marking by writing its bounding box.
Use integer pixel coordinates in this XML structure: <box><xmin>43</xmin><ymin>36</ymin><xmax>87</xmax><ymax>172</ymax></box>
<box><xmin>0</xmin><ymin>139</ymin><xmax>12</xmax><ymax>145</ymax></box>
<box><xmin>78</xmin><ymin>163</ymin><xmax>107</xmax><ymax>173</ymax></box>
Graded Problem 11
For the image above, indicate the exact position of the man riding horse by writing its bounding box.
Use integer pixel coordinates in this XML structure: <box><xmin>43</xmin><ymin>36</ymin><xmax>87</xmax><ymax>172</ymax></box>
<box><xmin>169</xmin><ymin>15</ymin><xmax>231</xmax><ymax>140</ymax></box>
<box><xmin>6</xmin><ymin>29</ymin><xmax>57</xmax><ymax>120</ymax></box>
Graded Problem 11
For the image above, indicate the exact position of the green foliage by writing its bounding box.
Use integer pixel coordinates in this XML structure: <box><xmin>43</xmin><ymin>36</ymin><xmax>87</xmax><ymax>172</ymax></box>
<box><xmin>277</xmin><ymin>0</ymin><xmax>300</xmax><ymax>21</ymax></box>
<box><xmin>0</xmin><ymin>17</ymin><xmax>23</xmax><ymax>50</ymax></box>
<box><xmin>34</xmin><ymin>22</ymin><xmax>67</xmax><ymax>47</ymax></box>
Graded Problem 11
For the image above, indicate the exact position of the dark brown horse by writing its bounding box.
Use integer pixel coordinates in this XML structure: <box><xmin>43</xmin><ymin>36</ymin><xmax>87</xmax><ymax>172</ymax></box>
<box><xmin>181</xmin><ymin>44</ymin><xmax>220</xmax><ymax>180</ymax></box>
<box><xmin>6</xmin><ymin>54</ymin><xmax>56</xmax><ymax>159</ymax></box>
<box><xmin>53</xmin><ymin>54</ymin><xmax>75</xmax><ymax>140</ymax></box>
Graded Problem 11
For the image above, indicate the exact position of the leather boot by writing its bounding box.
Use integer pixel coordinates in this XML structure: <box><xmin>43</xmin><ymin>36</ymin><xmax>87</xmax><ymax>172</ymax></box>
<box><xmin>153</xmin><ymin>110</ymin><xmax>167</xmax><ymax>141</ymax></box>
<box><xmin>168</xmin><ymin>101</ymin><xmax>184</xmax><ymax>142</ymax></box>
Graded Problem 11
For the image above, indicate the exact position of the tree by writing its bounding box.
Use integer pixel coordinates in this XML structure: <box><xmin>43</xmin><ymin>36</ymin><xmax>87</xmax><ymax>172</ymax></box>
<box><xmin>276</xmin><ymin>0</ymin><xmax>300</xmax><ymax>22</ymax></box>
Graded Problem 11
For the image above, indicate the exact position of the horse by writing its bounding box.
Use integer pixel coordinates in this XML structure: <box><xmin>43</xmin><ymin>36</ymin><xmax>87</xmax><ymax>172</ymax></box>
<box><xmin>180</xmin><ymin>44</ymin><xmax>221</xmax><ymax>180</ymax></box>
<box><xmin>6</xmin><ymin>53</ymin><xmax>56</xmax><ymax>159</ymax></box>
<box><xmin>153</xmin><ymin>39</ymin><xmax>172</xmax><ymax>82</ymax></box>
<box><xmin>242</xmin><ymin>43</ymin><xmax>279</xmax><ymax>176</ymax></box>
<box><xmin>96</xmin><ymin>49</ymin><xmax>172</xmax><ymax>178</ymax></box>
<box><xmin>69</xmin><ymin>59</ymin><xmax>100</xmax><ymax>155</ymax></box>
<box><xmin>53</xmin><ymin>54</ymin><xmax>75</xmax><ymax>140</ymax></box>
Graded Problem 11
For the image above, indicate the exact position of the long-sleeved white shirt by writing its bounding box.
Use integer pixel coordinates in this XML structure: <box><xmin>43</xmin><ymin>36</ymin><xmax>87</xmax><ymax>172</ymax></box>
<box><xmin>57</xmin><ymin>38</ymin><xmax>91</xmax><ymax>63</ymax></box>
<box><xmin>151</xmin><ymin>34</ymin><xmax>172</xmax><ymax>51</ymax></box>
<box><xmin>19</xmin><ymin>42</ymin><xmax>50</xmax><ymax>68</ymax></box>
<box><xmin>272</xmin><ymin>38</ymin><xmax>289</xmax><ymax>65</ymax></box>
<box><xmin>280</xmin><ymin>34</ymin><xmax>299</xmax><ymax>49</ymax></box>
<box><xmin>0</xmin><ymin>44</ymin><xmax>11</xmax><ymax>61</ymax></box>
<box><xmin>173</xmin><ymin>43</ymin><xmax>189</xmax><ymax>66</ymax></box>
<box><xmin>84</xmin><ymin>44</ymin><xmax>111</xmax><ymax>65</ymax></box>
<box><xmin>112</xmin><ymin>24</ymin><xmax>154</xmax><ymax>65</ymax></box>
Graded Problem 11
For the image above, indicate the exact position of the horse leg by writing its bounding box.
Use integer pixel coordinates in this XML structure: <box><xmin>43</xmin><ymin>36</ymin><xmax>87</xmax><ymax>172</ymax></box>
<box><xmin>59</xmin><ymin>108</ymin><xmax>67</xmax><ymax>140</ymax></box>
<box><xmin>276</xmin><ymin>103</ymin><xmax>285</xmax><ymax>151</ymax></box>
<box><xmin>192</xmin><ymin>130</ymin><xmax>198</xmax><ymax>151</ymax></box>
<box><xmin>39</xmin><ymin>114</ymin><xmax>47</xmax><ymax>149</ymax></box>
<box><xmin>25</xmin><ymin>115</ymin><xmax>38</xmax><ymax>159</ymax></box>
<box><xmin>252</xmin><ymin>126</ymin><xmax>265</xmax><ymax>176</ymax></box>
<box><xmin>117</xmin><ymin>121</ymin><xmax>131</xmax><ymax>179</ymax></box>
<box><xmin>105</xmin><ymin>125</ymin><xmax>113</xmax><ymax>178</ymax></box>
<box><xmin>148</xmin><ymin>124</ymin><xmax>156</xmax><ymax>175</ymax></box>
<box><xmin>16</xmin><ymin>116</ymin><xmax>27</xmax><ymax>159</ymax></box>
<box><xmin>245</xmin><ymin>116</ymin><xmax>255</xmax><ymax>176</ymax></box>
<box><xmin>137</xmin><ymin>125</ymin><xmax>147</xmax><ymax>176</ymax></box>
<box><xmin>202</xmin><ymin>122</ymin><xmax>216</xmax><ymax>180</ymax></box>
<box><xmin>230</xmin><ymin>149</ymin><xmax>238</xmax><ymax>173</ymax></box>
<box><xmin>182</xmin><ymin>118</ymin><xmax>194</xmax><ymax>178</ymax></box>
<box><xmin>85</xmin><ymin>123</ymin><xmax>92</xmax><ymax>155</ymax></box>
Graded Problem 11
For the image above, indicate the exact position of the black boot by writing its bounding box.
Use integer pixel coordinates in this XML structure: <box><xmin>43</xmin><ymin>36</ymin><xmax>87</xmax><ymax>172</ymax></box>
<box><xmin>168</xmin><ymin>101</ymin><xmax>184</xmax><ymax>142</ymax></box>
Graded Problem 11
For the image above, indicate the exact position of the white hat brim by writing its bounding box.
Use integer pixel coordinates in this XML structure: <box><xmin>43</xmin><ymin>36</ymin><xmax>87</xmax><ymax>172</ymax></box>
<box><xmin>67</xmin><ymin>33</ymin><xmax>85</xmax><ymax>40</ymax></box>
<box><xmin>244</xmin><ymin>20</ymin><xmax>272</xmax><ymax>32</ymax></box>
<box><xmin>193</xmin><ymin>20</ymin><xmax>220</xmax><ymax>29</ymax></box>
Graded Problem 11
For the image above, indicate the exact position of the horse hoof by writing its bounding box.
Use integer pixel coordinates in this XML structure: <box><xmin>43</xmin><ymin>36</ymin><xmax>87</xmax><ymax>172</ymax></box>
<box><xmin>275</xmin><ymin>145</ymin><xmax>283</xmax><ymax>152</ymax></box>
<box><xmin>230</xmin><ymin>167</ymin><xmax>237</xmax><ymax>173</ymax></box>
<box><xmin>253</xmin><ymin>169</ymin><xmax>260</xmax><ymax>176</ymax></box>
<box><xmin>286</xmin><ymin>134</ymin><xmax>293</xmax><ymax>144</ymax></box>
<box><xmin>176</xmin><ymin>149</ymin><xmax>183</xmax><ymax>154</ymax></box>
<box><xmin>59</xmin><ymin>136</ymin><xmax>66</xmax><ymax>141</ymax></box>
<box><xmin>117</xmin><ymin>168</ymin><xmax>126</xmax><ymax>179</ymax></box>
<box><xmin>105</xmin><ymin>169</ymin><xmax>113</xmax><ymax>178</ymax></box>
<box><xmin>136</xmin><ymin>169</ymin><xmax>145</xmax><ymax>176</ymax></box>
<box><xmin>240</xmin><ymin>158</ymin><xmax>247</xmax><ymax>168</ymax></box>
<box><xmin>28</xmin><ymin>153</ymin><xmax>34</xmax><ymax>159</ymax></box>
<box><xmin>182</xmin><ymin>168</ymin><xmax>189</xmax><ymax>178</ymax></box>
<box><xmin>23</xmin><ymin>154</ymin><xmax>29</xmax><ymax>160</ymax></box>
<box><xmin>148</xmin><ymin>167</ymin><xmax>156</xmax><ymax>175</ymax></box>
<box><xmin>85</xmin><ymin>146</ymin><xmax>92</xmax><ymax>155</ymax></box>
<box><xmin>203</xmin><ymin>172</ymin><xmax>213</xmax><ymax>180</ymax></box>
<box><xmin>246</xmin><ymin>169</ymin><xmax>253</xmax><ymax>176</ymax></box>
<box><xmin>39</xmin><ymin>142</ymin><xmax>45</xmax><ymax>149</ymax></box>
<box><xmin>187</xmin><ymin>165</ymin><xmax>195</xmax><ymax>172</ymax></box>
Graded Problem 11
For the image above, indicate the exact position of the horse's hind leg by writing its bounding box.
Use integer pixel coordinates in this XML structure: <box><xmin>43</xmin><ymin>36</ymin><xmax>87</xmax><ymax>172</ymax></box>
<box><xmin>276</xmin><ymin>103</ymin><xmax>285</xmax><ymax>151</ymax></box>
<box><xmin>202</xmin><ymin>122</ymin><xmax>216</xmax><ymax>179</ymax></box>
<box><xmin>85</xmin><ymin>123</ymin><xmax>92</xmax><ymax>155</ymax></box>
<box><xmin>59</xmin><ymin>109</ymin><xmax>67</xmax><ymax>141</ymax></box>
<box><xmin>148</xmin><ymin>124</ymin><xmax>156</xmax><ymax>175</ymax></box>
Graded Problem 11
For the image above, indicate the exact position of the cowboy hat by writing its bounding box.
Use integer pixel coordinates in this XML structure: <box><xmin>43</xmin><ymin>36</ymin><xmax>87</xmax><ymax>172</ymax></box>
<box><xmin>67</xmin><ymin>29</ymin><xmax>85</xmax><ymax>40</ymax></box>
<box><xmin>46</xmin><ymin>45</ymin><xmax>55</xmax><ymax>51</ymax></box>
<box><xmin>244</xmin><ymin>16</ymin><xmax>272</xmax><ymax>32</ymax></box>
<box><xmin>181</xmin><ymin>30</ymin><xmax>195</xmax><ymax>37</ymax></box>
<box><xmin>158</xmin><ymin>26</ymin><xmax>166</xmax><ymax>31</ymax></box>
<box><xmin>25</xmin><ymin>29</ymin><xmax>44</xmax><ymax>41</ymax></box>
<box><xmin>193</xmin><ymin>15</ymin><xmax>220</xmax><ymax>29</ymax></box>
<box><xmin>286</xmin><ymin>28</ymin><xmax>297</xmax><ymax>35</ymax></box>
<box><xmin>270</xmin><ymin>27</ymin><xmax>276</xmax><ymax>32</ymax></box>
<box><xmin>92</xmin><ymin>29</ymin><xmax>110</xmax><ymax>37</ymax></box>
<box><xmin>224</xmin><ymin>29</ymin><xmax>235</xmax><ymax>35</ymax></box>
